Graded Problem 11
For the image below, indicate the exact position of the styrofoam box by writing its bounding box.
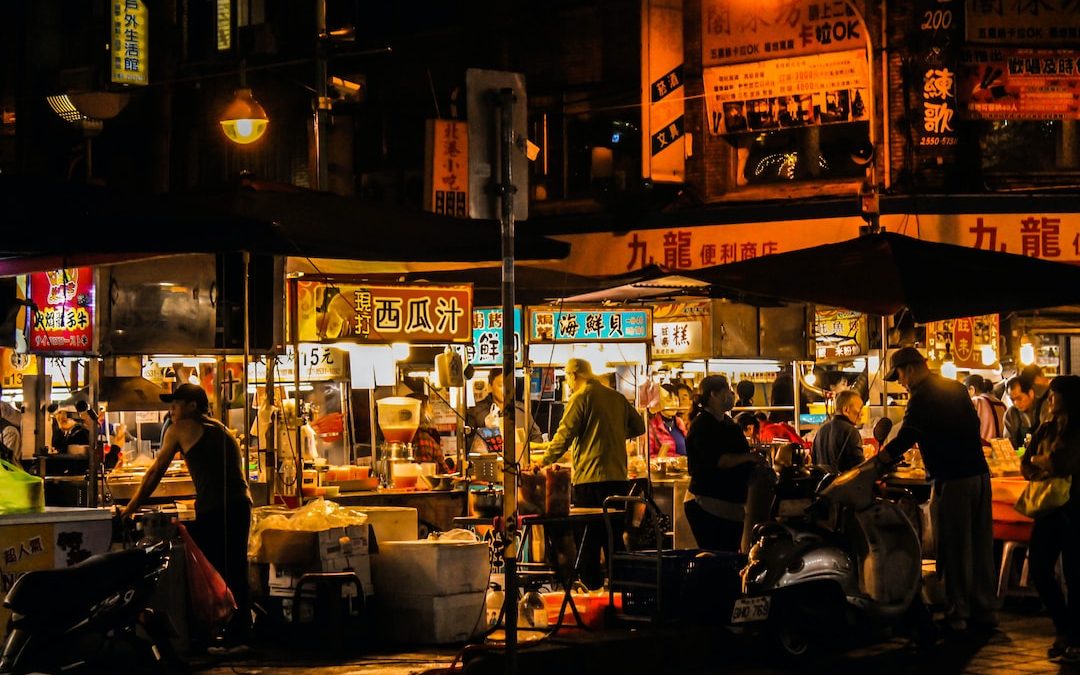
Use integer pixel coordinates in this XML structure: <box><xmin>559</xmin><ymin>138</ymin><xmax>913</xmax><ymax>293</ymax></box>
<box><xmin>372</xmin><ymin>540</ymin><xmax>490</xmax><ymax>596</ymax></box>
<box><xmin>351</xmin><ymin>506</ymin><xmax>418</xmax><ymax>544</ymax></box>
<box><xmin>381</xmin><ymin>591</ymin><xmax>485</xmax><ymax>644</ymax></box>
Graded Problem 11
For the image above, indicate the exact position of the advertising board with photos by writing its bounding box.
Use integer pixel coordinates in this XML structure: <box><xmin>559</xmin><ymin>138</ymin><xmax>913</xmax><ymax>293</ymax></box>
<box><xmin>958</xmin><ymin>48</ymin><xmax>1080</xmax><ymax>121</ymax></box>
<box><xmin>705</xmin><ymin>50</ymin><xmax>869</xmax><ymax>135</ymax></box>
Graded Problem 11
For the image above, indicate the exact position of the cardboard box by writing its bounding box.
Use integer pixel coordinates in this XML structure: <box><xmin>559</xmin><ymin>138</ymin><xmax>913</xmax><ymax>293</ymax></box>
<box><xmin>254</xmin><ymin>524</ymin><xmax>371</xmax><ymax>565</ymax></box>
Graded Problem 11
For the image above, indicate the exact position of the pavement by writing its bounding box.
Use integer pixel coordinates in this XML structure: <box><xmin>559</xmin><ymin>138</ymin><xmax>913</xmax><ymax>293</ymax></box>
<box><xmin>189</xmin><ymin>599</ymin><xmax>1079</xmax><ymax>675</ymax></box>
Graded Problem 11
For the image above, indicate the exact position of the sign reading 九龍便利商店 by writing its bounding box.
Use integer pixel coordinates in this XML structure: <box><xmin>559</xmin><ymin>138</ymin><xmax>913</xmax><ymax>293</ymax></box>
<box><xmin>295</xmin><ymin>281</ymin><xmax>472</xmax><ymax>344</ymax></box>
<box><xmin>28</xmin><ymin>267</ymin><xmax>94</xmax><ymax>355</ymax></box>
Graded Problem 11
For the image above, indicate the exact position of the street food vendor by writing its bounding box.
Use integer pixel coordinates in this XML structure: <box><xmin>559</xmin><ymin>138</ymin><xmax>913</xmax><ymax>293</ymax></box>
<box><xmin>51</xmin><ymin>408</ymin><xmax>90</xmax><ymax>454</ymax></box>
<box><xmin>466</xmin><ymin>367</ymin><xmax>543</xmax><ymax>452</ymax></box>
<box><xmin>120</xmin><ymin>383</ymin><xmax>252</xmax><ymax>648</ymax></box>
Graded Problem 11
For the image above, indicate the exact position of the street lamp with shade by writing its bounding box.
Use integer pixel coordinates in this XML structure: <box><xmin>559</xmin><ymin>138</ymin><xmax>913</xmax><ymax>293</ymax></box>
<box><xmin>220</xmin><ymin>88</ymin><xmax>269</xmax><ymax>145</ymax></box>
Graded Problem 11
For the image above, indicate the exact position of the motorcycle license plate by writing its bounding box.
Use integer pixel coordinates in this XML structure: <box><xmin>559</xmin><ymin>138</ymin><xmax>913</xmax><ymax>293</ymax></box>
<box><xmin>730</xmin><ymin>596</ymin><xmax>771</xmax><ymax>623</ymax></box>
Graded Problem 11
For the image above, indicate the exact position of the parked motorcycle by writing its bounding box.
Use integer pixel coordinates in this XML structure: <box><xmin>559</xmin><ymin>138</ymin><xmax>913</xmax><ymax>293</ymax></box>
<box><xmin>0</xmin><ymin>537</ymin><xmax>180</xmax><ymax>674</ymax></box>
<box><xmin>731</xmin><ymin>457</ymin><xmax>933</xmax><ymax>661</ymax></box>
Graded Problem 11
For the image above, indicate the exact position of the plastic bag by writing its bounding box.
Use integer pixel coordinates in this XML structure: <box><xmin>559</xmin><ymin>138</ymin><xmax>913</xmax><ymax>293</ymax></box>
<box><xmin>178</xmin><ymin>523</ymin><xmax>236</xmax><ymax>629</ymax></box>
<box><xmin>0</xmin><ymin>459</ymin><xmax>44</xmax><ymax>514</ymax></box>
<box><xmin>518</xmin><ymin>467</ymin><xmax>546</xmax><ymax>515</ymax></box>
<box><xmin>248</xmin><ymin>498</ymin><xmax>369</xmax><ymax>560</ymax></box>
<box><xmin>1015</xmin><ymin>476</ymin><xmax>1072</xmax><ymax>518</ymax></box>
<box><xmin>545</xmin><ymin>465</ymin><xmax>571</xmax><ymax>516</ymax></box>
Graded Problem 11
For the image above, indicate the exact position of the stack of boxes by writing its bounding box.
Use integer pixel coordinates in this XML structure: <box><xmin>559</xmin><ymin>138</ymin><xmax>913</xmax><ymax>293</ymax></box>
<box><xmin>372</xmin><ymin>539</ymin><xmax>491</xmax><ymax>644</ymax></box>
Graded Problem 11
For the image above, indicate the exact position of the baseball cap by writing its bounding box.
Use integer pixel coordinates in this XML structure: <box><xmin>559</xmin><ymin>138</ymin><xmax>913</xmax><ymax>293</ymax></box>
<box><xmin>160</xmin><ymin>383</ymin><xmax>210</xmax><ymax>410</ymax></box>
<box><xmin>884</xmin><ymin>347</ymin><xmax>926</xmax><ymax>382</ymax></box>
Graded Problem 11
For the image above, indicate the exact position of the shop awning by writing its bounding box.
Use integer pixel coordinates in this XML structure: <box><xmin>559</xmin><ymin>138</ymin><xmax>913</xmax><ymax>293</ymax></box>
<box><xmin>0</xmin><ymin>175</ymin><xmax>569</xmax><ymax>274</ymax></box>
<box><xmin>679</xmin><ymin>231</ymin><xmax>1080</xmax><ymax>322</ymax></box>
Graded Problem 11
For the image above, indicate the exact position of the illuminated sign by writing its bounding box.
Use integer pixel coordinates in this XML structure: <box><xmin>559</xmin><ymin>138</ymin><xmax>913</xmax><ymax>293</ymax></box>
<box><xmin>528</xmin><ymin>307</ymin><xmax>651</xmax><ymax>343</ymax></box>
<box><xmin>28</xmin><ymin>267</ymin><xmax>94</xmax><ymax>355</ymax></box>
<box><xmin>111</xmin><ymin>0</ymin><xmax>149</xmax><ymax>86</ymax></box>
<box><xmin>652</xmin><ymin>300</ymin><xmax>711</xmax><ymax>360</ymax></box>
<box><xmin>469</xmin><ymin>307</ymin><xmax>523</xmax><ymax>366</ymax></box>
<box><xmin>814</xmin><ymin>307</ymin><xmax>866</xmax><ymax>359</ymax></box>
<box><xmin>295</xmin><ymin>281</ymin><xmax>472</xmax><ymax>344</ymax></box>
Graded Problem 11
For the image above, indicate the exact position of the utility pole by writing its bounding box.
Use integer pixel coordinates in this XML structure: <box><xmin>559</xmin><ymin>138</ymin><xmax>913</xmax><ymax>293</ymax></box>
<box><xmin>313</xmin><ymin>0</ymin><xmax>331</xmax><ymax>190</ymax></box>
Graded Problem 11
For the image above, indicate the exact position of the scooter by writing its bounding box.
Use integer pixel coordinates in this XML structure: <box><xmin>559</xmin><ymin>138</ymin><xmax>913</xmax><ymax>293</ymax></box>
<box><xmin>730</xmin><ymin>457</ymin><xmax>932</xmax><ymax>661</ymax></box>
<box><xmin>0</xmin><ymin>537</ymin><xmax>180</xmax><ymax>674</ymax></box>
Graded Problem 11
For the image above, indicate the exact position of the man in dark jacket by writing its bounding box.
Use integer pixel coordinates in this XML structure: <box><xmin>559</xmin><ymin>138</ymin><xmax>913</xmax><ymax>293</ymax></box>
<box><xmin>812</xmin><ymin>390</ymin><xmax>865</xmax><ymax>473</ymax></box>
<box><xmin>466</xmin><ymin>368</ymin><xmax>542</xmax><ymax>452</ymax></box>
<box><xmin>878</xmin><ymin>347</ymin><xmax>996</xmax><ymax>633</ymax></box>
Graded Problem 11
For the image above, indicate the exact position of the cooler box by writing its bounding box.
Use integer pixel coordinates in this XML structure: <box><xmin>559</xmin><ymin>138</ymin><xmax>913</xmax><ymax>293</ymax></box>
<box><xmin>350</xmin><ymin>506</ymin><xmax>418</xmax><ymax>543</ymax></box>
<box><xmin>372</xmin><ymin>539</ymin><xmax>489</xmax><ymax>595</ymax></box>
<box><xmin>379</xmin><ymin>591</ymin><xmax>485</xmax><ymax>644</ymax></box>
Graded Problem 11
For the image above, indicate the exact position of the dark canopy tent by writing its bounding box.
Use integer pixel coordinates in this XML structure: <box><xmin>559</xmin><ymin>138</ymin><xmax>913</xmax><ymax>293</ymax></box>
<box><xmin>679</xmin><ymin>231</ymin><xmax>1080</xmax><ymax>322</ymax></box>
<box><xmin>0</xmin><ymin>175</ymin><xmax>568</xmax><ymax>273</ymax></box>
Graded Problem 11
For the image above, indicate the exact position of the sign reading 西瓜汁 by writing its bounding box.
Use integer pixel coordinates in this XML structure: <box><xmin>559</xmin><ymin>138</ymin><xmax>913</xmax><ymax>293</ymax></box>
<box><xmin>553</xmin><ymin>211</ymin><xmax>1080</xmax><ymax>277</ymax></box>
<box><xmin>959</xmin><ymin>48</ymin><xmax>1080</xmax><ymax>120</ymax></box>
<box><xmin>27</xmin><ymin>267</ymin><xmax>94</xmax><ymax>355</ymax></box>
<box><xmin>424</xmin><ymin>119</ymin><xmax>469</xmax><ymax>217</ymax></box>
<box><xmin>704</xmin><ymin>50</ymin><xmax>869</xmax><ymax>134</ymax></box>
<box><xmin>966</xmin><ymin>0</ymin><xmax>1080</xmax><ymax>45</ymax></box>
<box><xmin>701</xmin><ymin>0</ymin><xmax>865</xmax><ymax>67</ymax></box>
<box><xmin>111</xmin><ymin>0</ymin><xmax>149</xmax><ymax>86</ymax></box>
<box><xmin>528</xmin><ymin>307</ymin><xmax>651</xmax><ymax>343</ymax></box>
<box><xmin>295</xmin><ymin>281</ymin><xmax>472</xmax><ymax>344</ymax></box>
<box><xmin>469</xmin><ymin>307</ymin><xmax>523</xmax><ymax>367</ymax></box>
<box><xmin>814</xmin><ymin>308</ymin><xmax>866</xmax><ymax>359</ymax></box>
<box><xmin>652</xmin><ymin>300</ymin><xmax>712</xmax><ymax>360</ymax></box>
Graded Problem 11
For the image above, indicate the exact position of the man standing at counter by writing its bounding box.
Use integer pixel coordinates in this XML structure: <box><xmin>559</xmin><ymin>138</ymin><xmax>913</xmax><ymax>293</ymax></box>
<box><xmin>877</xmin><ymin>347</ymin><xmax>996</xmax><ymax>634</ymax></box>
<box><xmin>535</xmin><ymin>358</ymin><xmax>646</xmax><ymax>588</ymax></box>
<box><xmin>120</xmin><ymin>384</ymin><xmax>252</xmax><ymax>651</ymax></box>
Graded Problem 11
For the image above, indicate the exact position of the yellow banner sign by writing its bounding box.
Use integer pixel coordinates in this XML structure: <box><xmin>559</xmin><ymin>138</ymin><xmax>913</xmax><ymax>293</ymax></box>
<box><xmin>111</xmin><ymin>0</ymin><xmax>149</xmax><ymax>86</ymax></box>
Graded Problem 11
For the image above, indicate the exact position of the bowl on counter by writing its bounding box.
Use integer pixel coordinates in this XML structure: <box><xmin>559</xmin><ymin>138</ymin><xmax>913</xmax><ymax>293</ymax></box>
<box><xmin>469</xmin><ymin>486</ymin><xmax>504</xmax><ymax>517</ymax></box>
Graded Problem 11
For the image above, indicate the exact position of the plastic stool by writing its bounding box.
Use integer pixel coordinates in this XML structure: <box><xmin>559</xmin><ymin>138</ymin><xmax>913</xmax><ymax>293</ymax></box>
<box><xmin>997</xmin><ymin>540</ymin><xmax>1034</xmax><ymax>599</ymax></box>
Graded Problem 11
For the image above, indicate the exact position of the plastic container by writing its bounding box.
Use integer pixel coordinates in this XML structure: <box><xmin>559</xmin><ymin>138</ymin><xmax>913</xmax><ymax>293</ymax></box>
<box><xmin>351</xmin><ymin>506</ymin><xmax>418</xmax><ymax>543</ymax></box>
<box><xmin>372</xmin><ymin>539</ymin><xmax>490</xmax><ymax>595</ymax></box>
<box><xmin>484</xmin><ymin>582</ymin><xmax>504</xmax><ymax>629</ymax></box>
<box><xmin>376</xmin><ymin>396</ymin><xmax>421</xmax><ymax>443</ymax></box>
<box><xmin>519</xmin><ymin>586</ymin><xmax>549</xmax><ymax>630</ymax></box>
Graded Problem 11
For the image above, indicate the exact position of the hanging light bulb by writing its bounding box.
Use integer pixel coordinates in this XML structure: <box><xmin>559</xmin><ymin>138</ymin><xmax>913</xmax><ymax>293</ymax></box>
<box><xmin>981</xmin><ymin>344</ymin><xmax>996</xmax><ymax>366</ymax></box>
<box><xmin>941</xmin><ymin>343</ymin><xmax>957</xmax><ymax>380</ymax></box>
<box><xmin>1019</xmin><ymin>335</ymin><xmax>1036</xmax><ymax>366</ymax></box>
<box><xmin>220</xmin><ymin>88</ymin><xmax>269</xmax><ymax>144</ymax></box>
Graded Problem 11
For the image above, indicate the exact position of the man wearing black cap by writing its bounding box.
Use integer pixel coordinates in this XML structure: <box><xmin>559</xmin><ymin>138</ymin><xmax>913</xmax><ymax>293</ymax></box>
<box><xmin>878</xmin><ymin>347</ymin><xmax>996</xmax><ymax>633</ymax></box>
<box><xmin>121</xmin><ymin>383</ymin><xmax>252</xmax><ymax>650</ymax></box>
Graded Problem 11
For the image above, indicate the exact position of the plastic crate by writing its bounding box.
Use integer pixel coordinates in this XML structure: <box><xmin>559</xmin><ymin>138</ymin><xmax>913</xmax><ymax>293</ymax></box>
<box><xmin>612</xmin><ymin>549</ymin><xmax>744</xmax><ymax>620</ymax></box>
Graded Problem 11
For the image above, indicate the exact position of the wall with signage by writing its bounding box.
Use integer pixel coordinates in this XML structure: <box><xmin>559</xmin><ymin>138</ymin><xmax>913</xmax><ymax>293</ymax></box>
<box><xmin>959</xmin><ymin>48</ymin><xmax>1080</xmax><ymax>120</ymax></box>
<box><xmin>925</xmin><ymin>314</ymin><xmax>1000</xmax><ymax>368</ymax></box>
<box><xmin>294</xmin><ymin>281</ymin><xmax>472</xmax><ymax>344</ymax></box>
<box><xmin>27</xmin><ymin>267</ymin><xmax>94</xmax><ymax>355</ymax></box>
<box><xmin>814</xmin><ymin>308</ymin><xmax>867</xmax><ymax>359</ymax></box>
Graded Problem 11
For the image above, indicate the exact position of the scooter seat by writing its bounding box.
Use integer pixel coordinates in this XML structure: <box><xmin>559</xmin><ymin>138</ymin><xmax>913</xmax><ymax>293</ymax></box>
<box><xmin>4</xmin><ymin>547</ymin><xmax>154</xmax><ymax>627</ymax></box>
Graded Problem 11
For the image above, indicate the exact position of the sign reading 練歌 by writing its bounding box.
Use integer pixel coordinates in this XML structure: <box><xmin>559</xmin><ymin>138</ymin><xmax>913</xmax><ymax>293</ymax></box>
<box><xmin>910</xmin><ymin>0</ymin><xmax>960</xmax><ymax>160</ymax></box>
<box><xmin>704</xmin><ymin>50</ymin><xmax>869</xmax><ymax>134</ymax></box>
<box><xmin>966</xmin><ymin>0</ymin><xmax>1080</xmax><ymax>45</ymax></box>
<box><xmin>814</xmin><ymin>308</ymin><xmax>866</xmax><ymax>359</ymax></box>
<box><xmin>424</xmin><ymin>119</ymin><xmax>469</xmax><ymax>217</ymax></box>
<box><xmin>652</xmin><ymin>300</ymin><xmax>712</xmax><ymax>360</ymax></box>
<box><xmin>959</xmin><ymin>48</ymin><xmax>1080</xmax><ymax>120</ymax></box>
<box><xmin>111</xmin><ymin>0</ymin><xmax>149</xmax><ymax>86</ymax></box>
<box><xmin>701</xmin><ymin>0</ymin><xmax>865</xmax><ymax>67</ymax></box>
<box><xmin>295</xmin><ymin>281</ymin><xmax>472</xmax><ymax>344</ymax></box>
<box><xmin>468</xmin><ymin>307</ymin><xmax>523</xmax><ymax>367</ymax></box>
<box><xmin>28</xmin><ymin>268</ymin><xmax>94</xmax><ymax>355</ymax></box>
<box><xmin>528</xmin><ymin>307</ymin><xmax>651</xmax><ymax>343</ymax></box>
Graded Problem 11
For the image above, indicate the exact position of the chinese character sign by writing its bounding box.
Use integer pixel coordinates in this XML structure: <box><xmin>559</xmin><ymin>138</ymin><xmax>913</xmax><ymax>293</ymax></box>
<box><xmin>28</xmin><ymin>267</ymin><xmax>94</xmax><ymax>355</ymax></box>
<box><xmin>651</xmin><ymin>300</ymin><xmax>712</xmax><ymax>359</ymax></box>
<box><xmin>925</xmin><ymin>314</ymin><xmax>999</xmax><ymax>368</ymax></box>
<box><xmin>468</xmin><ymin>307</ymin><xmax>523</xmax><ymax>366</ymax></box>
<box><xmin>966</xmin><ymin>0</ymin><xmax>1080</xmax><ymax>45</ymax></box>
<box><xmin>111</xmin><ymin>0</ymin><xmax>149</xmax><ymax>86</ymax></box>
<box><xmin>704</xmin><ymin>50</ymin><xmax>869</xmax><ymax>134</ymax></box>
<box><xmin>528</xmin><ymin>307</ymin><xmax>652</xmax><ymax>343</ymax></box>
<box><xmin>813</xmin><ymin>308</ymin><xmax>866</xmax><ymax>359</ymax></box>
<box><xmin>959</xmin><ymin>48</ymin><xmax>1080</xmax><ymax>120</ymax></box>
<box><xmin>911</xmin><ymin>0</ymin><xmax>960</xmax><ymax>157</ymax></box>
<box><xmin>295</xmin><ymin>281</ymin><xmax>472</xmax><ymax>344</ymax></box>
<box><xmin>702</xmin><ymin>0</ymin><xmax>865</xmax><ymax>67</ymax></box>
<box><xmin>643</xmin><ymin>0</ymin><xmax>686</xmax><ymax>182</ymax></box>
<box><xmin>425</xmin><ymin>119</ymin><xmax>469</xmax><ymax>216</ymax></box>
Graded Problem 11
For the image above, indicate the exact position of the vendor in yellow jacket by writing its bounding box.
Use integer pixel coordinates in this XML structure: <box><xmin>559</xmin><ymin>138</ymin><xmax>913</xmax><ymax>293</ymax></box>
<box><xmin>534</xmin><ymin>357</ymin><xmax>646</xmax><ymax>587</ymax></box>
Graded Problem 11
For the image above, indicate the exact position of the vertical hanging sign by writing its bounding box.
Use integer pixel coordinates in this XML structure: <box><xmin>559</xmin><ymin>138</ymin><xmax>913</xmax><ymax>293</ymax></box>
<box><xmin>642</xmin><ymin>0</ymin><xmax>686</xmax><ymax>183</ymax></box>
<box><xmin>111</xmin><ymin>0</ymin><xmax>149</xmax><ymax>86</ymax></box>
<box><xmin>910</xmin><ymin>0</ymin><xmax>959</xmax><ymax>163</ymax></box>
<box><xmin>424</xmin><ymin>119</ymin><xmax>469</xmax><ymax>216</ymax></box>
<box><xmin>216</xmin><ymin>0</ymin><xmax>232</xmax><ymax>51</ymax></box>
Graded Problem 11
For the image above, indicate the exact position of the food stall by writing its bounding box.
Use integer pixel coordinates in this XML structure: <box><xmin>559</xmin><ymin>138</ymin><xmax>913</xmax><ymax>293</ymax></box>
<box><xmin>286</xmin><ymin>276</ymin><xmax>473</xmax><ymax>532</ymax></box>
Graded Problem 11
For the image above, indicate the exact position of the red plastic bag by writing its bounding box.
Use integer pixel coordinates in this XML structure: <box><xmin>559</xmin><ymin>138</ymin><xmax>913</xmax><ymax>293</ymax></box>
<box><xmin>178</xmin><ymin>523</ymin><xmax>236</xmax><ymax>628</ymax></box>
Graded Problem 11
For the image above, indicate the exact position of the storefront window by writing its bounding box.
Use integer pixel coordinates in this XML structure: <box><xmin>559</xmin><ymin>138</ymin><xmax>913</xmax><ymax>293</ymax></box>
<box><xmin>726</xmin><ymin>121</ymin><xmax>871</xmax><ymax>186</ymax></box>
<box><xmin>974</xmin><ymin>120</ymin><xmax>1080</xmax><ymax>185</ymax></box>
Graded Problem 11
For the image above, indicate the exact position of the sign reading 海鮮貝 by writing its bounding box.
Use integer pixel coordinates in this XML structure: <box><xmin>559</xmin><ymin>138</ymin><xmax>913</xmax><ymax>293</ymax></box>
<box><xmin>295</xmin><ymin>281</ymin><xmax>472</xmax><ymax>344</ymax></box>
<box><xmin>528</xmin><ymin>307</ymin><xmax>651</xmax><ymax>343</ymax></box>
<box><xmin>469</xmin><ymin>307</ymin><xmax>523</xmax><ymax>366</ymax></box>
